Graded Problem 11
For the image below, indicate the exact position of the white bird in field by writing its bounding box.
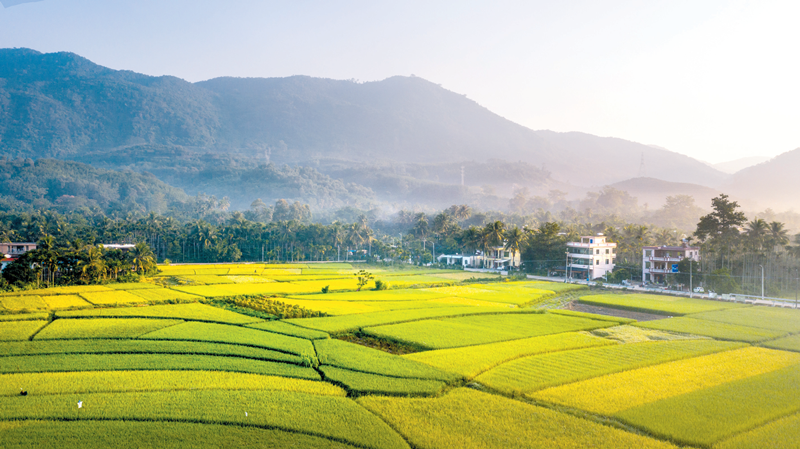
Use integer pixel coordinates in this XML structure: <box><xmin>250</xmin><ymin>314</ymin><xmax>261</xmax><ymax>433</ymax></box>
<box><xmin>77</xmin><ymin>401</ymin><xmax>83</xmax><ymax>408</ymax></box>
<box><xmin>245</xmin><ymin>411</ymin><xmax>248</xmax><ymax>417</ymax></box>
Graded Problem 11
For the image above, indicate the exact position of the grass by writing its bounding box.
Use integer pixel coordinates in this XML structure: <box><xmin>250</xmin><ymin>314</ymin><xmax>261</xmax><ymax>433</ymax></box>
<box><xmin>474</xmin><ymin>339</ymin><xmax>743</xmax><ymax>394</ymax></box>
<box><xmin>0</xmin><ymin>390</ymin><xmax>410</xmax><ymax>449</ymax></box>
<box><xmin>615</xmin><ymin>364</ymin><xmax>800</xmax><ymax>447</ymax></box>
<box><xmin>173</xmin><ymin>283</ymin><xmax>308</xmax><ymax>297</ymax></box>
<box><xmin>79</xmin><ymin>291</ymin><xmax>146</xmax><ymax>305</ymax></box>
<box><xmin>34</xmin><ymin>318</ymin><xmax>184</xmax><ymax>340</ymax></box>
<box><xmin>531</xmin><ymin>347</ymin><xmax>800</xmax><ymax>415</ymax></box>
<box><xmin>287</xmin><ymin>307</ymin><xmax>518</xmax><ymax>334</ymax></box>
<box><xmin>126</xmin><ymin>288</ymin><xmax>204</xmax><ymax>302</ymax></box>
<box><xmin>634</xmin><ymin>316</ymin><xmax>787</xmax><ymax>342</ymax></box>
<box><xmin>314</xmin><ymin>338</ymin><xmax>458</xmax><ymax>381</ymax></box>
<box><xmin>0</xmin><ymin>339</ymin><xmax>304</xmax><ymax>364</ymax></box>
<box><xmin>403</xmin><ymin>332</ymin><xmax>615</xmax><ymax>378</ymax></box>
<box><xmin>320</xmin><ymin>366</ymin><xmax>446</xmax><ymax>396</ymax></box>
<box><xmin>246</xmin><ymin>320</ymin><xmax>329</xmax><ymax>340</ymax></box>
<box><xmin>579</xmin><ymin>293</ymin><xmax>747</xmax><ymax>315</ymax></box>
<box><xmin>715</xmin><ymin>411</ymin><xmax>800</xmax><ymax>449</ymax></box>
<box><xmin>0</xmin><ymin>421</ymin><xmax>359</xmax><ymax>449</ymax></box>
<box><xmin>139</xmin><ymin>321</ymin><xmax>316</xmax><ymax>358</ymax></box>
<box><xmin>763</xmin><ymin>334</ymin><xmax>800</xmax><ymax>352</ymax></box>
<box><xmin>0</xmin><ymin>353</ymin><xmax>320</xmax><ymax>379</ymax></box>
<box><xmin>0</xmin><ymin>370</ymin><xmax>346</xmax><ymax>397</ymax></box>
<box><xmin>357</xmin><ymin>388</ymin><xmax>678</xmax><ymax>449</ymax></box>
<box><xmin>688</xmin><ymin>306</ymin><xmax>800</xmax><ymax>333</ymax></box>
<box><xmin>363</xmin><ymin>312</ymin><xmax>615</xmax><ymax>349</ymax></box>
<box><xmin>0</xmin><ymin>320</ymin><xmax>48</xmax><ymax>341</ymax></box>
<box><xmin>57</xmin><ymin>303</ymin><xmax>262</xmax><ymax>325</ymax></box>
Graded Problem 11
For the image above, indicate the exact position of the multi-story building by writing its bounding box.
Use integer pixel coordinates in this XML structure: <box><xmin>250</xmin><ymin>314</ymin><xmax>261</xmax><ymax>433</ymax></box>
<box><xmin>0</xmin><ymin>242</ymin><xmax>38</xmax><ymax>272</ymax></box>
<box><xmin>642</xmin><ymin>242</ymin><xmax>700</xmax><ymax>284</ymax></box>
<box><xmin>566</xmin><ymin>235</ymin><xmax>616</xmax><ymax>280</ymax></box>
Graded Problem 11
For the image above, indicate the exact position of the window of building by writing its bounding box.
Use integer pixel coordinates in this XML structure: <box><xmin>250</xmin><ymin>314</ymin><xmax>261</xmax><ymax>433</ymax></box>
<box><xmin>645</xmin><ymin>262</ymin><xmax>651</xmax><ymax>268</ymax></box>
<box><xmin>645</xmin><ymin>250</ymin><xmax>652</xmax><ymax>257</ymax></box>
<box><xmin>595</xmin><ymin>260</ymin><xmax>600</xmax><ymax>265</ymax></box>
<box><xmin>595</xmin><ymin>249</ymin><xmax>600</xmax><ymax>254</ymax></box>
<box><xmin>605</xmin><ymin>249</ymin><xmax>609</xmax><ymax>254</ymax></box>
<box><xmin>605</xmin><ymin>259</ymin><xmax>609</xmax><ymax>264</ymax></box>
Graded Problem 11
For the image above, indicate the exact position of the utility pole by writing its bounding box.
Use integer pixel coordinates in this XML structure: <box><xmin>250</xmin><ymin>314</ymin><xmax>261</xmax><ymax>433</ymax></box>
<box><xmin>337</xmin><ymin>245</ymin><xmax>340</xmax><ymax>262</ymax></box>
<box><xmin>565</xmin><ymin>251</ymin><xmax>569</xmax><ymax>283</ymax></box>
<box><xmin>432</xmin><ymin>242</ymin><xmax>435</xmax><ymax>265</ymax></box>
<box><xmin>759</xmin><ymin>264</ymin><xmax>764</xmax><ymax>301</ymax></box>
<box><xmin>689</xmin><ymin>259</ymin><xmax>693</xmax><ymax>298</ymax></box>
<box><xmin>795</xmin><ymin>268</ymin><xmax>798</xmax><ymax>309</ymax></box>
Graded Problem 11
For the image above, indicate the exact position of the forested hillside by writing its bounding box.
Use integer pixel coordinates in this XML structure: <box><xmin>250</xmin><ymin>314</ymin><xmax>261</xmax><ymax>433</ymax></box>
<box><xmin>0</xmin><ymin>157</ymin><xmax>190</xmax><ymax>214</ymax></box>
<box><xmin>0</xmin><ymin>48</ymin><xmax>725</xmax><ymax>189</ymax></box>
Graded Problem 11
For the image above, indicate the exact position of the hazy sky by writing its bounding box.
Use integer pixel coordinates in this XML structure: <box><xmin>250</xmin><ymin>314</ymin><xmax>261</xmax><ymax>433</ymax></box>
<box><xmin>1</xmin><ymin>0</ymin><xmax>798</xmax><ymax>163</ymax></box>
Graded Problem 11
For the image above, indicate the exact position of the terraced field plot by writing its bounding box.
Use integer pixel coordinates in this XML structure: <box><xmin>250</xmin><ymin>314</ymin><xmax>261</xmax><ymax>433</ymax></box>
<box><xmin>140</xmin><ymin>322</ymin><xmax>315</xmax><ymax>358</ymax></box>
<box><xmin>287</xmin><ymin>306</ymin><xmax>517</xmax><ymax>334</ymax></box>
<box><xmin>0</xmin><ymin>320</ymin><xmax>48</xmax><ymax>341</ymax></box>
<box><xmin>579</xmin><ymin>293</ymin><xmax>747</xmax><ymax>315</ymax></box>
<box><xmin>475</xmin><ymin>339</ymin><xmax>743</xmax><ymax>393</ymax></box>
<box><xmin>0</xmin><ymin>421</ymin><xmax>360</xmax><ymax>449</ymax></box>
<box><xmin>1</xmin><ymin>390</ymin><xmax>410</xmax><ymax>449</ymax></box>
<box><xmin>79</xmin><ymin>290</ymin><xmax>145</xmax><ymax>305</ymax></box>
<box><xmin>531</xmin><ymin>347</ymin><xmax>800</xmax><ymax>415</ymax></box>
<box><xmin>689</xmin><ymin>306</ymin><xmax>800</xmax><ymax>333</ymax></box>
<box><xmin>362</xmin><ymin>312</ymin><xmax>615</xmax><ymax>349</ymax></box>
<box><xmin>616</xmin><ymin>364</ymin><xmax>800</xmax><ymax>446</ymax></box>
<box><xmin>358</xmin><ymin>388</ymin><xmax>678</xmax><ymax>449</ymax></box>
<box><xmin>634</xmin><ymin>316</ymin><xmax>787</xmax><ymax>342</ymax></box>
<box><xmin>404</xmin><ymin>331</ymin><xmax>614</xmax><ymax>378</ymax></box>
<box><xmin>57</xmin><ymin>303</ymin><xmax>262</xmax><ymax>324</ymax></box>
<box><xmin>34</xmin><ymin>318</ymin><xmax>184</xmax><ymax>340</ymax></box>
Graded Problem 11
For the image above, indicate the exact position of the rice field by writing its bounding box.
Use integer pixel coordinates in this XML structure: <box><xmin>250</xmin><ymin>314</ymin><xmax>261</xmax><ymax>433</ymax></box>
<box><xmin>57</xmin><ymin>303</ymin><xmax>262</xmax><ymax>324</ymax></box>
<box><xmin>634</xmin><ymin>316</ymin><xmax>787</xmax><ymax>342</ymax></box>
<box><xmin>4</xmin><ymin>265</ymin><xmax>800</xmax><ymax>448</ymax></box>
<box><xmin>531</xmin><ymin>347</ymin><xmax>800</xmax><ymax>415</ymax></box>
<box><xmin>362</xmin><ymin>312</ymin><xmax>615</xmax><ymax>349</ymax></box>
<box><xmin>474</xmin><ymin>339</ymin><xmax>743</xmax><ymax>394</ymax></box>
<box><xmin>287</xmin><ymin>306</ymin><xmax>518</xmax><ymax>334</ymax></box>
<box><xmin>403</xmin><ymin>332</ymin><xmax>615</xmax><ymax>378</ymax></box>
<box><xmin>0</xmin><ymin>390</ymin><xmax>409</xmax><ymax>449</ymax></box>
<box><xmin>139</xmin><ymin>322</ymin><xmax>316</xmax><ymax>358</ymax></box>
<box><xmin>358</xmin><ymin>388</ymin><xmax>678</xmax><ymax>449</ymax></box>
<box><xmin>615</xmin><ymin>364</ymin><xmax>800</xmax><ymax>446</ymax></box>
<box><xmin>0</xmin><ymin>320</ymin><xmax>48</xmax><ymax>341</ymax></box>
<box><xmin>688</xmin><ymin>306</ymin><xmax>800</xmax><ymax>333</ymax></box>
<box><xmin>579</xmin><ymin>293</ymin><xmax>747</xmax><ymax>315</ymax></box>
<box><xmin>314</xmin><ymin>338</ymin><xmax>458</xmax><ymax>382</ymax></box>
<box><xmin>0</xmin><ymin>421</ymin><xmax>359</xmax><ymax>449</ymax></box>
<box><xmin>34</xmin><ymin>318</ymin><xmax>183</xmax><ymax>340</ymax></box>
<box><xmin>78</xmin><ymin>290</ymin><xmax>146</xmax><ymax>305</ymax></box>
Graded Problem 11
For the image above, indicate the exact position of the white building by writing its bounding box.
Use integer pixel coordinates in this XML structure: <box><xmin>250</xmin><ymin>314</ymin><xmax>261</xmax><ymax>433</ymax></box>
<box><xmin>642</xmin><ymin>243</ymin><xmax>700</xmax><ymax>284</ymax></box>
<box><xmin>437</xmin><ymin>254</ymin><xmax>474</xmax><ymax>268</ymax></box>
<box><xmin>566</xmin><ymin>235</ymin><xmax>616</xmax><ymax>280</ymax></box>
<box><xmin>0</xmin><ymin>242</ymin><xmax>37</xmax><ymax>272</ymax></box>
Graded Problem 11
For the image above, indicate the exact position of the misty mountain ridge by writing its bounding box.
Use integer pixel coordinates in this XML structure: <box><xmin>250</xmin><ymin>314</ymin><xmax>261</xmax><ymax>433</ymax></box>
<box><xmin>712</xmin><ymin>156</ymin><xmax>772</xmax><ymax>174</ymax></box>
<box><xmin>2</xmin><ymin>47</ymin><xmax>793</xmax><ymax>213</ymax></box>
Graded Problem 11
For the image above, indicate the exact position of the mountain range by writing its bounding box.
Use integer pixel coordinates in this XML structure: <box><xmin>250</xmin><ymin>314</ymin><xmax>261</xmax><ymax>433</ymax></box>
<box><xmin>0</xmin><ymin>48</ymin><xmax>795</xmax><ymax>213</ymax></box>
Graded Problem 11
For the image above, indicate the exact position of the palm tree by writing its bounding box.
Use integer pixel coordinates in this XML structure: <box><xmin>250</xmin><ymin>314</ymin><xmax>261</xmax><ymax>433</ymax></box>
<box><xmin>768</xmin><ymin>221</ymin><xmax>789</xmax><ymax>250</ymax></box>
<box><xmin>130</xmin><ymin>243</ymin><xmax>156</xmax><ymax>275</ymax></box>
<box><xmin>504</xmin><ymin>227</ymin><xmax>526</xmax><ymax>268</ymax></box>
<box><xmin>746</xmin><ymin>219</ymin><xmax>768</xmax><ymax>253</ymax></box>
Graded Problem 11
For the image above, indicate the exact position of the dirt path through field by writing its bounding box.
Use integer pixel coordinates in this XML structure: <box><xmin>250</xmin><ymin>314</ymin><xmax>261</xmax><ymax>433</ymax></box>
<box><xmin>564</xmin><ymin>302</ymin><xmax>667</xmax><ymax>322</ymax></box>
